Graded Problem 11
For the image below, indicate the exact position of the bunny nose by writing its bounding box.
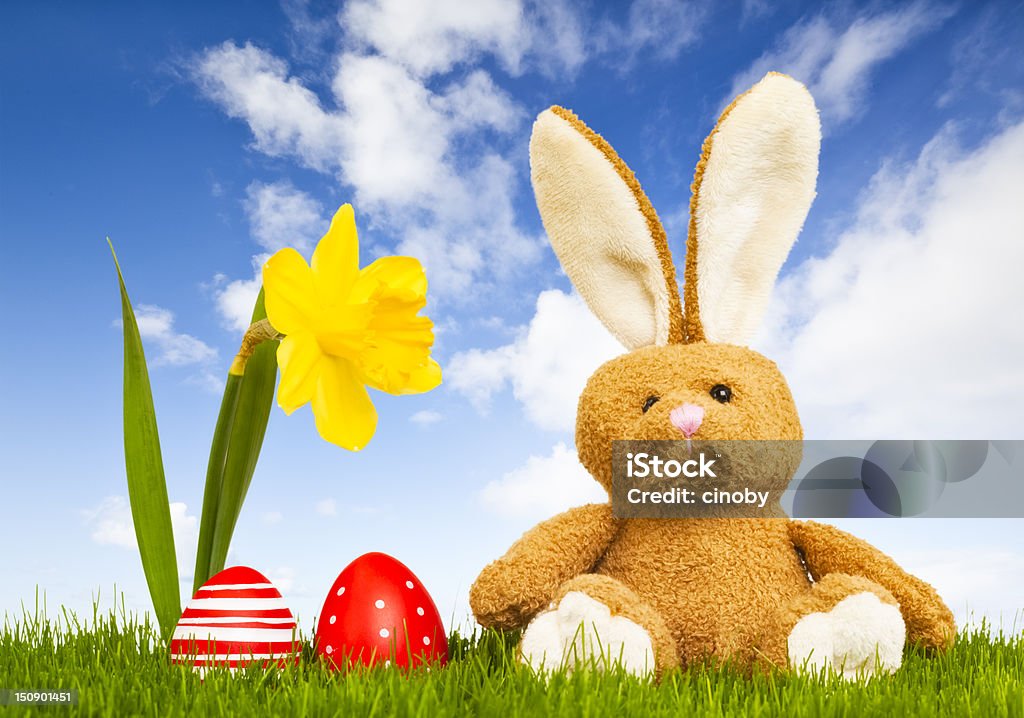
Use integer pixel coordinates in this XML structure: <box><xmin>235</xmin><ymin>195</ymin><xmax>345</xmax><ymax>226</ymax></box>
<box><xmin>669</xmin><ymin>403</ymin><xmax>704</xmax><ymax>438</ymax></box>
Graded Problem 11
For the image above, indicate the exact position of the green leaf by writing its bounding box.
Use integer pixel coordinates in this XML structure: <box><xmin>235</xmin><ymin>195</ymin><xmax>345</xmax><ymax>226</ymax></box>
<box><xmin>109</xmin><ymin>240</ymin><xmax>181</xmax><ymax>639</ymax></box>
<box><xmin>195</xmin><ymin>290</ymin><xmax>279</xmax><ymax>587</ymax></box>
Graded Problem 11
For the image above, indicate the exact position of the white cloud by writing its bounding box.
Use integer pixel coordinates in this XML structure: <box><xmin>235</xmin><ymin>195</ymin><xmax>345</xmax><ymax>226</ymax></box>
<box><xmin>262</xmin><ymin>510</ymin><xmax>284</xmax><ymax>525</ymax></box>
<box><xmin>315</xmin><ymin>498</ymin><xmax>338</xmax><ymax>516</ymax></box>
<box><xmin>727</xmin><ymin>2</ymin><xmax>954</xmax><ymax>125</ymax></box>
<box><xmin>82</xmin><ymin>496</ymin><xmax>199</xmax><ymax>576</ymax></box>
<box><xmin>755</xmin><ymin>120</ymin><xmax>1024</xmax><ymax>438</ymax></box>
<box><xmin>480</xmin><ymin>442</ymin><xmax>607</xmax><ymax>519</ymax></box>
<box><xmin>441</xmin><ymin>70</ymin><xmax>524</xmax><ymax>134</ymax></box>
<box><xmin>597</xmin><ymin>0</ymin><xmax>707</xmax><ymax>64</ymax></box>
<box><xmin>192</xmin><ymin>41</ymin><xmax>522</xmax><ymax>216</ymax></box>
<box><xmin>446</xmin><ymin>344</ymin><xmax>515</xmax><ymax>411</ymax></box>
<box><xmin>85</xmin><ymin>496</ymin><xmax>136</xmax><ymax>548</ymax></box>
<box><xmin>244</xmin><ymin>180</ymin><xmax>324</xmax><ymax>253</ymax></box>
<box><xmin>447</xmin><ymin>290</ymin><xmax>623</xmax><ymax>432</ymax></box>
<box><xmin>184</xmin><ymin>368</ymin><xmax>226</xmax><ymax>394</ymax></box>
<box><xmin>213</xmin><ymin>181</ymin><xmax>324</xmax><ymax>331</ymax></box>
<box><xmin>410</xmin><ymin>409</ymin><xmax>443</xmax><ymax>426</ymax></box>
<box><xmin>169</xmin><ymin>503</ymin><xmax>200</xmax><ymax>578</ymax></box>
<box><xmin>281</xmin><ymin>0</ymin><xmax>336</xmax><ymax>63</ymax></box>
<box><xmin>132</xmin><ymin>305</ymin><xmax>217</xmax><ymax>367</ymax></box>
<box><xmin>327</xmin><ymin>53</ymin><xmax>525</xmax><ymax>215</ymax></box>
<box><xmin>191</xmin><ymin>41</ymin><xmax>344</xmax><ymax>172</ymax></box>
<box><xmin>193</xmin><ymin>39</ymin><xmax>540</xmax><ymax>304</ymax></box>
<box><xmin>192</xmin><ymin>1</ymin><xmax>712</xmax><ymax>318</ymax></box>
<box><xmin>740</xmin><ymin>0</ymin><xmax>773</xmax><ymax>26</ymax></box>
<box><xmin>937</xmin><ymin>5</ymin><xmax>1024</xmax><ymax>111</ymax></box>
<box><xmin>330</xmin><ymin>52</ymin><xmax>455</xmax><ymax>208</ymax></box>
<box><xmin>341</xmin><ymin>0</ymin><xmax>528</xmax><ymax>77</ymax></box>
<box><xmin>525</xmin><ymin>0</ymin><xmax>587</xmax><ymax>77</ymax></box>
<box><xmin>267</xmin><ymin>565</ymin><xmax>297</xmax><ymax>594</ymax></box>
<box><xmin>342</xmin><ymin>0</ymin><xmax>589</xmax><ymax>78</ymax></box>
<box><xmin>212</xmin><ymin>267</ymin><xmax>263</xmax><ymax>332</ymax></box>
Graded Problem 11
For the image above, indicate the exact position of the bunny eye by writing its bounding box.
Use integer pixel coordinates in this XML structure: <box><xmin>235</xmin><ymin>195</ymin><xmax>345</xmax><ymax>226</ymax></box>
<box><xmin>710</xmin><ymin>384</ymin><xmax>732</xmax><ymax>403</ymax></box>
<box><xmin>642</xmin><ymin>395</ymin><xmax>660</xmax><ymax>413</ymax></box>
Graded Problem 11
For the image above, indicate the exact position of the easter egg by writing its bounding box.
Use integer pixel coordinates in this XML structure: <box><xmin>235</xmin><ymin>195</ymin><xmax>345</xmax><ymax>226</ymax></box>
<box><xmin>315</xmin><ymin>552</ymin><xmax>447</xmax><ymax>669</ymax></box>
<box><xmin>170</xmin><ymin>565</ymin><xmax>300</xmax><ymax>672</ymax></box>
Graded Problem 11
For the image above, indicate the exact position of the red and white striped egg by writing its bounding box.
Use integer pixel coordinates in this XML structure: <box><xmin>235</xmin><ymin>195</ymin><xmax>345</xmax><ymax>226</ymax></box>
<box><xmin>170</xmin><ymin>566</ymin><xmax>300</xmax><ymax>672</ymax></box>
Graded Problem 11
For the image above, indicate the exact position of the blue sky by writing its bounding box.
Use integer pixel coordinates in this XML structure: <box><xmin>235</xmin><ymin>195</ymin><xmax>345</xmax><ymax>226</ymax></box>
<box><xmin>2</xmin><ymin>0</ymin><xmax>1023</xmax><ymax>634</ymax></box>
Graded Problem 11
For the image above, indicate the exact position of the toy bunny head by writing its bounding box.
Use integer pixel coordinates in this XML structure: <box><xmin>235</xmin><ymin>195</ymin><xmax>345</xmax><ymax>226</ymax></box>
<box><xmin>529</xmin><ymin>73</ymin><xmax>821</xmax><ymax>494</ymax></box>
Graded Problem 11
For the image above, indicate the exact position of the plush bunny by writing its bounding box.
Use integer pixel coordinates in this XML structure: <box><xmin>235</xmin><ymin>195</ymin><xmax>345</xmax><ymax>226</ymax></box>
<box><xmin>469</xmin><ymin>73</ymin><xmax>955</xmax><ymax>679</ymax></box>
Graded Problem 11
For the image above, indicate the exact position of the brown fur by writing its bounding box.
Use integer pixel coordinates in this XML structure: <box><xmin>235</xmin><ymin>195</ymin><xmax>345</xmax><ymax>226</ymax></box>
<box><xmin>789</xmin><ymin>521</ymin><xmax>956</xmax><ymax>650</ymax></box>
<box><xmin>577</xmin><ymin>344</ymin><xmax>803</xmax><ymax>494</ymax></box>
<box><xmin>470</xmin><ymin>74</ymin><xmax>954</xmax><ymax>676</ymax></box>
<box><xmin>471</xmin><ymin>342</ymin><xmax>954</xmax><ymax>671</ymax></box>
<box><xmin>470</xmin><ymin>503</ymin><xmax>620</xmax><ymax>630</ymax></box>
<box><xmin>596</xmin><ymin>517</ymin><xmax>809</xmax><ymax>668</ymax></box>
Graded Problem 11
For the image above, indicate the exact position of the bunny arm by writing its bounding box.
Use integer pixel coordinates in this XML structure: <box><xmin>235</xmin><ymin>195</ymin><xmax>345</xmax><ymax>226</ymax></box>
<box><xmin>470</xmin><ymin>503</ymin><xmax>619</xmax><ymax>630</ymax></box>
<box><xmin>788</xmin><ymin>520</ymin><xmax>956</xmax><ymax>650</ymax></box>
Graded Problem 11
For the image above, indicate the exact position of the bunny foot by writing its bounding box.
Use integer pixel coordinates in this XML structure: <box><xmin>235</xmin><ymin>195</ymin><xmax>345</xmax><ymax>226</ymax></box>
<box><xmin>788</xmin><ymin>591</ymin><xmax>905</xmax><ymax>679</ymax></box>
<box><xmin>519</xmin><ymin>591</ymin><xmax>656</xmax><ymax>676</ymax></box>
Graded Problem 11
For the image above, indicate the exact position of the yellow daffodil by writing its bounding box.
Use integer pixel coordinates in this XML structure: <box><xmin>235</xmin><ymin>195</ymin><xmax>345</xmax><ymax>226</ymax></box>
<box><xmin>261</xmin><ymin>204</ymin><xmax>441</xmax><ymax>450</ymax></box>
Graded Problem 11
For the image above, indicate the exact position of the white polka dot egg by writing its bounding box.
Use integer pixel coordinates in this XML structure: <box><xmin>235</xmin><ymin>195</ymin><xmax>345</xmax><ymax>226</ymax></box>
<box><xmin>314</xmin><ymin>552</ymin><xmax>448</xmax><ymax>670</ymax></box>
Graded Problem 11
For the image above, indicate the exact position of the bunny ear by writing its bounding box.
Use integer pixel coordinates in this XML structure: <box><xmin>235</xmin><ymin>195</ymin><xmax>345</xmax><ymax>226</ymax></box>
<box><xmin>683</xmin><ymin>72</ymin><xmax>821</xmax><ymax>345</ymax></box>
<box><xmin>530</xmin><ymin>106</ymin><xmax>684</xmax><ymax>350</ymax></box>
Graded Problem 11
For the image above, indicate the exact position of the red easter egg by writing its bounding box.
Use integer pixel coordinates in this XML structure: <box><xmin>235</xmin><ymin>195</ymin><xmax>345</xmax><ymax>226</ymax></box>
<box><xmin>315</xmin><ymin>552</ymin><xmax>448</xmax><ymax>669</ymax></box>
<box><xmin>170</xmin><ymin>566</ymin><xmax>300</xmax><ymax>673</ymax></box>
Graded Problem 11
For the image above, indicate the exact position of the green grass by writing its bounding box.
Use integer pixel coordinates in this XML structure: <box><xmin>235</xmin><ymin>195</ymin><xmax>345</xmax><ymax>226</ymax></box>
<box><xmin>2</xmin><ymin>596</ymin><xmax>1022</xmax><ymax>717</ymax></box>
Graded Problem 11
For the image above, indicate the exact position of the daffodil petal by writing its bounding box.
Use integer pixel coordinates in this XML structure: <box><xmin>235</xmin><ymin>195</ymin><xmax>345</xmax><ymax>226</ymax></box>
<box><xmin>351</xmin><ymin>256</ymin><xmax>427</xmax><ymax>303</ymax></box>
<box><xmin>362</xmin><ymin>353</ymin><xmax>440</xmax><ymax>395</ymax></box>
<box><xmin>312</xmin><ymin>356</ymin><xmax>378</xmax><ymax>451</ymax></box>
<box><xmin>276</xmin><ymin>331</ymin><xmax>323</xmax><ymax>415</ymax></box>
<box><xmin>402</xmin><ymin>358</ymin><xmax>442</xmax><ymax>395</ymax></box>
<box><xmin>263</xmin><ymin>248</ymin><xmax>318</xmax><ymax>335</ymax></box>
<box><xmin>312</xmin><ymin>204</ymin><xmax>359</xmax><ymax>309</ymax></box>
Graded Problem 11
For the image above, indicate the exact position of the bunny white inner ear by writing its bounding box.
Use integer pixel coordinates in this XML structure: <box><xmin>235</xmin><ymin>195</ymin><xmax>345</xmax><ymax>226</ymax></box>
<box><xmin>690</xmin><ymin>73</ymin><xmax>821</xmax><ymax>345</ymax></box>
<box><xmin>530</xmin><ymin>107</ymin><xmax>683</xmax><ymax>350</ymax></box>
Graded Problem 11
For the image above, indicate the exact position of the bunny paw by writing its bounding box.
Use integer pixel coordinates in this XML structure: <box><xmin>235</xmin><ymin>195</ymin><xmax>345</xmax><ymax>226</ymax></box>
<box><xmin>788</xmin><ymin>592</ymin><xmax>905</xmax><ymax>679</ymax></box>
<box><xmin>519</xmin><ymin>591</ymin><xmax>655</xmax><ymax>676</ymax></box>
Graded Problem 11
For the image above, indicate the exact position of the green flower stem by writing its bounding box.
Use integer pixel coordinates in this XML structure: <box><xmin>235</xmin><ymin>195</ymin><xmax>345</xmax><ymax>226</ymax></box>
<box><xmin>207</xmin><ymin>337</ymin><xmax>278</xmax><ymax>577</ymax></box>
<box><xmin>192</xmin><ymin>293</ymin><xmax>280</xmax><ymax>591</ymax></box>
<box><xmin>191</xmin><ymin>374</ymin><xmax>242</xmax><ymax>595</ymax></box>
